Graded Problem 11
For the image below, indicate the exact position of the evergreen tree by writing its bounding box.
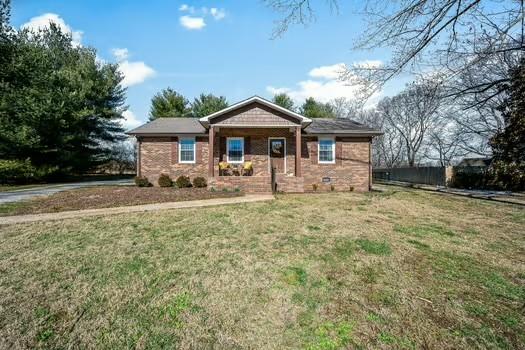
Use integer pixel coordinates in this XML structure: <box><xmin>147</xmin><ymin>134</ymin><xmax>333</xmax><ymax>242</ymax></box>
<box><xmin>0</xmin><ymin>12</ymin><xmax>126</xmax><ymax>177</ymax></box>
<box><xmin>300</xmin><ymin>97</ymin><xmax>336</xmax><ymax>118</ymax></box>
<box><xmin>272</xmin><ymin>93</ymin><xmax>295</xmax><ymax>111</ymax></box>
<box><xmin>490</xmin><ymin>59</ymin><xmax>525</xmax><ymax>190</ymax></box>
<box><xmin>149</xmin><ymin>88</ymin><xmax>191</xmax><ymax>120</ymax></box>
<box><xmin>191</xmin><ymin>93</ymin><xmax>228</xmax><ymax>118</ymax></box>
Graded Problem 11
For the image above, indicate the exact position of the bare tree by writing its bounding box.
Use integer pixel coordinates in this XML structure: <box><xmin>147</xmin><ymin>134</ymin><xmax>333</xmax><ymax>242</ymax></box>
<box><xmin>329</xmin><ymin>97</ymin><xmax>361</xmax><ymax>118</ymax></box>
<box><xmin>377</xmin><ymin>80</ymin><xmax>442</xmax><ymax>166</ymax></box>
<box><xmin>266</xmin><ymin>1</ymin><xmax>525</xmax><ymax>99</ymax></box>
<box><xmin>104</xmin><ymin>140</ymin><xmax>136</xmax><ymax>174</ymax></box>
<box><xmin>264</xmin><ymin>0</ymin><xmax>339</xmax><ymax>38</ymax></box>
<box><xmin>355</xmin><ymin>108</ymin><xmax>406</xmax><ymax>167</ymax></box>
<box><xmin>426</xmin><ymin>120</ymin><xmax>465</xmax><ymax>166</ymax></box>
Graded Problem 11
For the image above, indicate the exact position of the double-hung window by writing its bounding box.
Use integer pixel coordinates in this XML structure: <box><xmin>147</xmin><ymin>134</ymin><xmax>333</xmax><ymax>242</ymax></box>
<box><xmin>179</xmin><ymin>137</ymin><xmax>195</xmax><ymax>163</ymax></box>
<box><xmin>318</xmin><ymin>138</ymin><xmax>335</xmax><ymax>164</ymax></box>
<box><xmin>227</xmin><ymin>137</ymin><xmax>244</xmax><ymax>163</ymax></box>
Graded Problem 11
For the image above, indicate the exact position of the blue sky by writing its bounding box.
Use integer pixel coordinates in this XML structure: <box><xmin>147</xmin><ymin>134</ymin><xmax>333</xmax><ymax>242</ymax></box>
<box><xmin>11</xmin><ymin>0</ymin><xmax>409</xmax><ymax>129</ymax></box>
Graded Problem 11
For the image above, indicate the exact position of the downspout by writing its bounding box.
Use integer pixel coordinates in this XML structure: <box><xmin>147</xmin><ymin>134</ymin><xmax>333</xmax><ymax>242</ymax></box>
<box><xmin>137</xmin><ymin>137</ymin><xmax>141</xmax><ymax>177</ymax></box>
<box><xmin>368</xmin><ymin>139</ymin><xmax>372</xmax><ymax>191</ymax></box>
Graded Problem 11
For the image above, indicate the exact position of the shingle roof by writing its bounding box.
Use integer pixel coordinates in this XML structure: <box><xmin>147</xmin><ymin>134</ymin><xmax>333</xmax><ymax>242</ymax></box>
<box><xmin>304</xmin><ymin>118</ymin><xmax>382</xmax><ymax>135</ymax></box>
<box><xmin>126</xmin><ymin>118</ymin><xmax>207</xmax><ymax>135</ymax></box>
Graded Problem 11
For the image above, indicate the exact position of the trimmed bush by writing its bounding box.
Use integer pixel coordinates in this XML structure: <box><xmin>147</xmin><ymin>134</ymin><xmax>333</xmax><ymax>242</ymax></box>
<box><xmin>134</xmin><ymin>176</ymin><xmax>151</xmax><ymax>187</ymax></box>
<box><xmin>192</xmin><ymin>176</ymin><xmax>207</xmax><ymax>188</ymax></box>
<box><xmin>158</xmin><ymin>174</ymin><xmax>173</xmax><ymax>187</ymax></box>
<box><xmin>175</xmin><ymin>175</ymin><xmax>192</xmax><ymax>188</ymax></box>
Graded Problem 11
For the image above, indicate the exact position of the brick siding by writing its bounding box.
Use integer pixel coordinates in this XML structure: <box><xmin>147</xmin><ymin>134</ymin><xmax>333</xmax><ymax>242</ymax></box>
<box><xmin>138</xmin><ymin>105</ymin><xmax>371</xmax><ymax>191</ymax></box>
<box><xmin>140</xmin><ymin>136</ymin><xmax>208</xmax><ymax>186</ymax></box>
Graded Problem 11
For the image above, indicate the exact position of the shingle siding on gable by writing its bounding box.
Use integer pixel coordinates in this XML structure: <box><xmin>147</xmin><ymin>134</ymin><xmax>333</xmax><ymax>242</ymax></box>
<box><xmin>212</xmin><ymin>102</ymin><xmax>299</xmax><ymax>126</ymax></box>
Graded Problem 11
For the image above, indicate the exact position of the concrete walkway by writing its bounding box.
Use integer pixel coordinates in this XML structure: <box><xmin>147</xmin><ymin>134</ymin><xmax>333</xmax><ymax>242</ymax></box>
<box><xmin>0</xmin><ymin>179</ymin><xmax>133</xmax><ymax>204</ymax></box>
<box><xmin>0</xmin><ymin>194</ymin><xmax>274</xmax><ymax>225</ymax></box>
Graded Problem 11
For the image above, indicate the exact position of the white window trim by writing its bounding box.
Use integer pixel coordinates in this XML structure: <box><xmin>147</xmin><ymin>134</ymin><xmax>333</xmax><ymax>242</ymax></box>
<box><xmin>179</xmin><ymin>137</ymin><xmax>196</xmax><ymax>164</ymax></box>
<box><xmin>267</xmin><ymin>137</ymin><xmax>287</xmax><ymax>174</ymax></box>
<box><xmin>226</xmin><ymin>137</ymin><xmax>244</xmax><ymax>164</ymax></box>
<box><xmin>318</xmin><ymin>137</ymin><xmax>336</xmax><ymax>164</ymax></box>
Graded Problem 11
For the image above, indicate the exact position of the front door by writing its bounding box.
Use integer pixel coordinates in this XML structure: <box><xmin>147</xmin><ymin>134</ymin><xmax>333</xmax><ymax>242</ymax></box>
<box><xmin>269</xmin><ymin>138</ymin><xmax>286</xmax><ymax>174</ymax></box>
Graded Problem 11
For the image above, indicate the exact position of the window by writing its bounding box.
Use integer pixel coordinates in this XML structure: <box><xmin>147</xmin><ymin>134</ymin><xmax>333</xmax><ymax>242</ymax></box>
<box><xmin>179</xmin><ymin>137</ymin><xmax>195</xmax><ymax>163</ymax></box>
<box><xmin>227</xmin><ymin>137</ymin><xmax>244</xmax><ymax>163</ymax></box>
<box><xmin>318</xmin><ymin>138</ymin><xmax>335</xmax><ymax>164</ymax></box>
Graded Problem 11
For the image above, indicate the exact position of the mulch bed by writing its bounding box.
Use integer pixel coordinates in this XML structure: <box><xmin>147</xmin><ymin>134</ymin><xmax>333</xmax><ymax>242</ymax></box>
<box><xmin>1</xmin><ymin>186</ymin><xmax>243</xmax><ymax>216</ymax></box>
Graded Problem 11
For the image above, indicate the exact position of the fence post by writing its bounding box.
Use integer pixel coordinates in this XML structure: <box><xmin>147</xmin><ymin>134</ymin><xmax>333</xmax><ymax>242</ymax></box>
<box><xmin>445</xmin><ymin>166</ymin><xmax>454</xmax><ymax>187</ymax></box>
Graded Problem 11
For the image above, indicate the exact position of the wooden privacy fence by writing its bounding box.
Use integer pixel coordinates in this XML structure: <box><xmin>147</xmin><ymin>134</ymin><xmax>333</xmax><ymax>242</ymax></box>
<box><xmin>373</xmin><ymin>166</ymin><xmax>453</xmax><ymax>186</ymax></box>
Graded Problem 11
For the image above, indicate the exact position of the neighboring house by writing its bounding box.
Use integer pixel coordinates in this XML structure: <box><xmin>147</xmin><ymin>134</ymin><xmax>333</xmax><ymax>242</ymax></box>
<box><xmin>127</xmin><ymin>96</ymin><xmax>382</xmax><ymax>192</ymax></box>
<box><xmin>456</xmin><ymin>157</ymin><xmax>492</xmax><ymax>167</ymax></box>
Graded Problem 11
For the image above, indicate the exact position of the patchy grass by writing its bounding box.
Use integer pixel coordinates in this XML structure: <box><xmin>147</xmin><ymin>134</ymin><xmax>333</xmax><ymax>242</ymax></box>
<box><xmin>0</xmin><ymin>188</ymin><xmax>524</xmax><ymax>349</ymax></box>
<box><xmin>0</xmin><ymin>186</ymin><xmax>243</xmax><ymax>216</ymax></box>
<box><xmin>356</xmin><ymin>239</ymin><xmax>392</xmax><ymax>255</ymax></box>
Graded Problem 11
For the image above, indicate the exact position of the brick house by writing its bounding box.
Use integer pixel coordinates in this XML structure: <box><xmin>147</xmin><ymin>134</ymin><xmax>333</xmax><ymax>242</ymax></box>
<box><xmin>127</xmin><ymin>96</ymin><xmax>382</xmax><ymax>192</ymax></box>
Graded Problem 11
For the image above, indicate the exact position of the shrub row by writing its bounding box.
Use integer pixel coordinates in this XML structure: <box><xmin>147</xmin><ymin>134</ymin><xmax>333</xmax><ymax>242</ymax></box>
<box><xmin>134</xmin><ymin>175</ymin><xmax>207</xmax><ymax>188</ymax></box>
<box><xmin>0</xmin><ymin>159</ymin><xmax>60</xmax><ymax>184</ymax></box>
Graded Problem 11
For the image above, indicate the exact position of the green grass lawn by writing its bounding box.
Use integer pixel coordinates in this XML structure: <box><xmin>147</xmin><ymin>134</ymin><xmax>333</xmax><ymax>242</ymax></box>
<box><xmin>0</xmin><ymin>188</ymin><xmax>524</xmax><ymax>349</ymax></box>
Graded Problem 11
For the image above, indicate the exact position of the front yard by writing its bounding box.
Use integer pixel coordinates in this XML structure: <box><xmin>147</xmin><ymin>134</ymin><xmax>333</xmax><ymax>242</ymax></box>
<box><xmin>0</xmin><ymin>186</ymin><xmax>243</xmax><ymax>216</ymax></box>
<box><xmin>0</xmin><ymin>188</ymin><xmax>524</xmax><ymax>349</ymax></box>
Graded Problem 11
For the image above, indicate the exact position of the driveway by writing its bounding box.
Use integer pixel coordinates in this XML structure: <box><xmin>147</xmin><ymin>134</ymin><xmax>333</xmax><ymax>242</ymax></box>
<box><xmin>0</xmin><ymin>179</ymin><xmax>133</xmax><ymax>204</ymax></box>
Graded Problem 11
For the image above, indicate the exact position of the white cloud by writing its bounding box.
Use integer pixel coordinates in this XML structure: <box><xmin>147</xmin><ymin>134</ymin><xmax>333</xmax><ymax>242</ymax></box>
<box><xmin>267</xmin><ymin>61</ymin><xmax>384</xmax><ymax>106</ymax></box>
<box><xmin>21</xmin><ymin>13</ymin><xmax>83</xmax><ymax>46</ymax></box>
<box><xmin>121</xmin><ymin>110</ymin><xmax>142</xmax><ymax>130</ymax></box>
<box><xmin>179</xmin><ymin>15</ymin><xmax>206</xmax><ymax>30</ymax></box>
<box><xmin>118</xmin><ymin>60</ymin><xmax>156</xmax><ymax>87</ymax></box>
<box><xmin>111</xmin><ymin>48</ymin><xmax>155</xmax><ymax>87</ymax></box>
<box><xmin>210</xmin><ymin>8</ymin><xmax>226</xmax><ymax>20</ymax></box>
<box><xmin>111</xmin><ymin>48</ymin><xmax>129</xmax><ymax>61</ymax></box>
<box><xmin>309</xmin><ymin>63</ymin><xmax>346</xmax><ymax>80</ymax></box>
<box><xmin>179</xmin><ymin>4</ymin><xmax>195</xmax><ymax>13</ymax></box>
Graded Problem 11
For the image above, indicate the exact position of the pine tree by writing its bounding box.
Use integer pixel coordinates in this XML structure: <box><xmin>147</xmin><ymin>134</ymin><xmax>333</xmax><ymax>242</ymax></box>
<box><xmin>490</xmin><ymin>59</ymin><xmax>525</xmax><ymax>190</ymax></box>
<box><xmin>191</xmin><ymin>93</ymin><xmax>228</xmax><ymax>118</ymax></box>
<box><xmin>149</xmin><ymin>88</ymin><xmax>191</xmax><ymax>120</ymax></box>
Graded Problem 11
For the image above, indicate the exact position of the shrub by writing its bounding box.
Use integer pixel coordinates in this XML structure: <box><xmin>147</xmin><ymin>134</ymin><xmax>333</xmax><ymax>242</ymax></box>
<box><xmin>158</xmin><ymin>174</ymin><xmax>173</xmax><ymax>187</ymax></box>
<box><xmin>349</xmin><ymin>186</ymin><xmax>355</xmax><ymax>192</ymax></box>
<box><xmin>175</xmin><ymin>175</ymin><xmax>192</xmax><ymax>188</ymax></box>
<box><xmin>192</xmin><ymin>176</ymin><xmax>207</xmax><ymax>188</ymax></box>
<box><xmin>134</xmin><ymin>176</ymin><xmax>151</xmax><ymax>187</ymax></box>
<box><xmin>312</xmin><ymin>184</ymin><xmax>318</xmax><ymax>191</ymax></box>
<box><xmin>0</xmin><ymin>159</ymin><xmax>35</xmax><ymax>183</ymax></box>
<box><xmin>330</xmin><ymin>184</ymin><xmax>335</xmax><ymax>191</ymax></box>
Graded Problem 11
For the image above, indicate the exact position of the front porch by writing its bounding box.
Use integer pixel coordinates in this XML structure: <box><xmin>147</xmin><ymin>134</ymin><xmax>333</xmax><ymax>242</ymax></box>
<box><xmin>208</xmin><ymin>175</ymin><xmax>305</xmax><ymax>193</ymax></box>
<box><xmin>207</xmin><ymin>126</ymin><xmax>303</xmax><ymax>192</ymax></box>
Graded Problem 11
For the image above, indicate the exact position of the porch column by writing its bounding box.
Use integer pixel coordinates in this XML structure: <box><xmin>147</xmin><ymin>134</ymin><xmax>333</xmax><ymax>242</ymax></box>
<box><xmin>208</xmin><ymin>126</ymin><xmax>214</xmax><ymax>177</ymax></box>
<box><xmin>295</xmin><ymin>126</ymin><xmax>302</xmax><ymax>177</ymax></box>
<box><xmin>137</xmin><ymin>138</ymin><xmax>141</xmax><ymax>177</ymax></box>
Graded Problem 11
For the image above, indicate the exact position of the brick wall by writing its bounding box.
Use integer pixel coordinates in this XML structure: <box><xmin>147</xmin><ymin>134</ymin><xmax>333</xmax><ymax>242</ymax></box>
<box><xmin>139</xmin><ymin>134</ymin><xmax>371</xmax><ymax>192</ymax></box>
<box><xmin>140</xmin><ymin>136</ymin><xmax>208</xmax><ymax>186</ymax></box>
<box><xmin>301</xmin><ymin>137</ymin><xmax>371</xmax><ymax>192</ymax></box>
<box><xmin>208</xmin><ymin>176</ymin><xmax>272</xmax><ymax>193</ymax></box>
